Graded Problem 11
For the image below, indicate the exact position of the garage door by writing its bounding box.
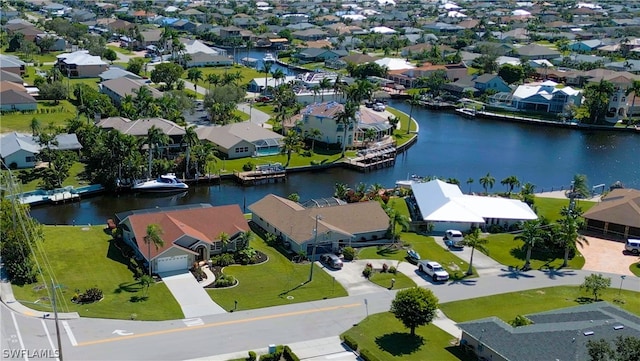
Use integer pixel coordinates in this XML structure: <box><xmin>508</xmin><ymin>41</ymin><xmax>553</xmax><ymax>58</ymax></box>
<box><xmin>156</xmin><ymin>255</ymin><xmax>188</xmax><ymax>273</ymax></box>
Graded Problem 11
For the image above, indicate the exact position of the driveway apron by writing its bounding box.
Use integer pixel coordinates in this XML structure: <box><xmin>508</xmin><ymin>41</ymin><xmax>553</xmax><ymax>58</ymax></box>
<box><xmin>160</xmin><ymin>271</ymin><xmax>226</xmax><ymax>317</ymax></box>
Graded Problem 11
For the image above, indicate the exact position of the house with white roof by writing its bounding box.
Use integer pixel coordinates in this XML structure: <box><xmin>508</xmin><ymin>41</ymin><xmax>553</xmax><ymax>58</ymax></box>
<box><xmin>248</xmin><ymin>76</ymin><xmax>297</xmax><ymax>93</ymax></box>
<box><xmin>511</xmin><ymin>80</ymin><xmax>582</xmax><ymax>113</ymax></box>
<box><xmin>374</xmin><ymin>57</ymin><xmax>415</xmax><ymax>71</ymax></box>
<box><xmin>56</xmin><ymin>50</ymin><xmax>108</xmax><ymax>78</ymax></box>
<box><xmin>408</xmin><ymin>180</ymin><xmax>537</xmax><ymax>232</ymax></box>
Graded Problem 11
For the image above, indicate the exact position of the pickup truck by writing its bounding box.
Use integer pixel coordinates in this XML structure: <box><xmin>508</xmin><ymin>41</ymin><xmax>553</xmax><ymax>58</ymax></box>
<box><xmin>417</xmin><ymin>260</ymin><xmax>450</xmax><ymax>282</ymax></box>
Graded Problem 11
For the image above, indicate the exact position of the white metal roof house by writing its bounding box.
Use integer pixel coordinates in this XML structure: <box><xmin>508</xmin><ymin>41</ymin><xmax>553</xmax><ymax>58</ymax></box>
<box><xmin>409</xmin><ymin>180</ymin><xmax>537</xmax><ymax>232</ymax></box>
<box><xmin>56</xmin><ymin>50</ymin><xmax>108</xmax><ymax>78</ymax></box>
<box><xmin>0</xmin><ymin>132</ymin><xmax>82</xmax><ymax>169</ymax></box>
<box><xmin>511</xmin><ymin>80</ymin><xmax>582</xmax><ymax>113</ymax></box>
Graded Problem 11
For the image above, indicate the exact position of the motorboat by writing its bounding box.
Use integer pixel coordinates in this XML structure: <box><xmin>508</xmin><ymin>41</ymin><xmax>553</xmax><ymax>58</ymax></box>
<box><xmin>263</xmin><ymin>52</ymin><xmax>276</xmax><ymax>63</ymax></box>
<box><xmin>132</xmin><ymin>173</ymin><xmax>189</xmax><ymax>192</ymax></box>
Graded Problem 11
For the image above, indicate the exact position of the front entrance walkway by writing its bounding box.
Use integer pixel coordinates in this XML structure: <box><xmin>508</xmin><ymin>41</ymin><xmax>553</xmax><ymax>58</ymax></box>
<box><xmin>160</xmin><ymin>271</ymin><xmax>226</xmax><ymax>317</ymax></box>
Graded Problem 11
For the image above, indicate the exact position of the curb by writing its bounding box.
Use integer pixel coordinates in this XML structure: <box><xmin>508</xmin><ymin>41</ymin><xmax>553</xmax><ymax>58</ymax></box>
<box><xmin>1</xmin><ymin>278</ymin><xmax>80</xmax><ymax>320</ymax></box>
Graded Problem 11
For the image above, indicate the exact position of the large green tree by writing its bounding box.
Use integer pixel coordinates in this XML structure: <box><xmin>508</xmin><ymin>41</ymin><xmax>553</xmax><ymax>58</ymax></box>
<box><xmin>479</xmin><ymin>172</ymin><xmax>495</xmax><ymax>194</ymax></box>
<box><xmin>281</xmin><ymin>130</ymin><xmax>303</xmax><ymax>167</ymax></box>
<box><xmin>577</xmin><ymin>80</ymin><xmax>615</xmax><ymax>124</ymax></box>
<box><xmin>127</xmin><ymin>57</ymin><xmax>146</xmax><ymax>75</ymax></box>
<box><xmin>557</xmin><ymin>206</ymin><xmax>588</xmax><ymax>267</ymax></box>
<box><xmin>580</xmin><ymin>273</ymin><xmax>611</xmax><ymax>301</ymax></box>
<box><xmin>0</xmin><ymin>197</ymin><xmax>41</xmax><ymax>285</ymax></box>
<box><xmin>150</xmin><ymin>62</ymin><xmax>184</xmax><ymax>90</ymax></box>
<box><xmin>390</xmin><ymin>287</ymin><xmax>439</xmax><ymax>336</ymax></box>
<box><xmin>498</xmin><ymin>64</ymin><xmax>525</xmax><ymax>84</ymax></box>
<box><xmin>333</xmin><ymin>101</ymin><xmax>358</xmax><ymax>157</ymax></box>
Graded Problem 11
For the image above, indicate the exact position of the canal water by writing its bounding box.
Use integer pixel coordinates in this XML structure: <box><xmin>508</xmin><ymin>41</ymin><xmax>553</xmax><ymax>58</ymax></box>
<box><xmin>30</xmin><ymin>100</ymin><xmax>639</xmax><ymax>225</ymax></box>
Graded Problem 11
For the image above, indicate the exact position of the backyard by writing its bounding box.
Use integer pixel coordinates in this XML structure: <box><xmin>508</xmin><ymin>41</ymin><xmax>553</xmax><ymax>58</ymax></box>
<box><xmin>3</xmin><ymin>161</ymin><xmax>88</xmax><ymax>192</ymax></box>
<box><xmin>11</xmin><ymin>226</ymin><xmax>183</xmax><ymax>320</ymax></box>
<box><xmin>1</xmin><ymin>100</ymin><xmax>78</xmax><ymax>133</ymax></box>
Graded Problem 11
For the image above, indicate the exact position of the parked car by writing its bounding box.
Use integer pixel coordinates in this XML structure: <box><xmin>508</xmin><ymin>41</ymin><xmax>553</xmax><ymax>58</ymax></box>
<box><xmin>320</xmin><ymin>253</ymin><xmax>343</xmax><ymax>269</ymax></box>
<box><xmin>444</xmin><ymin>230</ymin><xmax>464</xmax><ymax>249</ymax></box>
<box><xmin>417</xmin><ymin>260</ymin><xmax>449</xmax><ymax>282</ymax></box>
<box><xmin>373</xmin><ymin>103</ymin><xmax>386</xmax><ymax>112</ymax></box>
<box><xmin>255</xmin><ymin>96</ymin><xmax>272</xmax><ymax>103</ymax></box>
<box><xmin>625</xmin><ymin>239</ymin><xmax>640</xmax><ymax>255</ymax></box>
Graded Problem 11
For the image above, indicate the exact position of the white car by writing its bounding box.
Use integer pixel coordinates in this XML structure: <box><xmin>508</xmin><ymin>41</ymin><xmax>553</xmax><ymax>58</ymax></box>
<box><xmin>444</xmin><ymin>230</ymin><xmax>464</xmax><ymax>248</ymax></box>
<box><xmin>417</xmin><ymin>260</ymin><xmax>450</xmax><ymax>282</ymax></box>
<box><xmin>373</xmin><ymin>103</ymin><xmax>386</xmax><ymax>112</ymax></box>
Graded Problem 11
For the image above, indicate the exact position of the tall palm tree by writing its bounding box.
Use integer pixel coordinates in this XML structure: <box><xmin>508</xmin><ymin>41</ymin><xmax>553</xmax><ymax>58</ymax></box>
<box><xmin>568</xmin><ymin>174</ymin><xmax>589</xmax><ymax>208</ymax></box>
<box><xmin>218</xmin><ymin>231</ymin><xmax>230</xmax><ymax>252</ymax></box>
<box><xmin>318</xmin><ymin>77</ymin><xmax>333</xmax><ymax>103</ymax></box>
<box><xmin>466</xmin><ymin>177</ymin><xmax>474</xmax><ymax>194</ymax></box>
<box><xmin>182</xmin><ymin>125</ymin><xmax>199</xmax><ymax>177</ymax></box>
<box><xmin>501</xmin><ymin>175</ymin><xmax>520</xmax><ymax>196</ymax></box>
<box><xmin>30</xmin><ymin>117</ymin><xmax>41</xmax><ymax>136</ymax></box>
<box><xmin>479</xmin><ymin>172</ymin><xmax>495</xmax><ymax>194</ymax></box>
<box><xmin>462</xmin><ymin>228</ymin><xmax>489</xmax><ymax>275</ymax></box>
<box><xmin>145</xmin><ymin>126</ymin><xmax>170</xmax><ymax>177</ymax></box>
<box><xmin>557</xmin><ymin>210</ymin><xmax>588</xmax><ymax>268</ymax></box>
<box><xmin>192</xmin><ymin>142</ymin><xmax>217</xmax><ymax>175</ymax></box>
<box><xmin>271</xmin><ymin>68</ymin><xmax>285</xmax><ymax>87</ymax></box>
<box><xmin>133</xmin><ymin>86</ymin><xmax>155</xmax><ymax>118</ymax></box>
<box><xmin>186</xmin><ymin>68</ymin><xmax>203</xmax><ymax>92</ymax></box>
<box><xmin>625</xmin><ymin>79</ymin><xmax>640</xmax><ymax>126</ymax></box>
<box><xmin>307</xmin><ymin>128</ymin><xmax>322</xmax><ymax>152</ymax></box>
<box><xmin>262</xmin><ymin>63</ymin><xmax>272</xmax><ymax>95</ymax></box>
<box><xmin>334</xmin><ymin>182</ymin><xmax>349</xmax><ymax>200</ymax></box>
<box><xmin>144</xmin><ymin>224</ymin><xmax>165</xmax><ymax>276</ymax></box>
<box><xmin>310</xmin><ymin>85</ymin><xmax>320</xmax><ymax>103</ymax></box>
<box><xmin>206</xmin><ymin>73</ymin><xmax>221</xmax><ymax>90</ymax></box>
<box><xmin>406</xmin><ymin>93</ymin><xmax>421</xmax><ymax>134</ymax></box>
<box><xmin>281</xmin><ymin>129</ymin><xmax>303</xmax><ymax>167</ymax></box>
<box><xmin>384</xmin><ymin>205</ymin><xmax>410</xmax><ymax>243</ymax></box>
<box><xmin>333</xmin><ymin>101</ymin><xmax>358</xmax><ymax>158</ymax></box>
<box><xmin>515</xmin><ymin>220</ymin><xmax>543</xmax><ymax>271</ymax></box>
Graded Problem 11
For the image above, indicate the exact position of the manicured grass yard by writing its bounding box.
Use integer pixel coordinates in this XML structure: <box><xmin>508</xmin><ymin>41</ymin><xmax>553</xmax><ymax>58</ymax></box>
<box><xmin>630</xmin><ymin>262</ymin><xmax>640</xmax><ymax>277</ymax></box>
<box><xmin>388</xmin><ymin>107</ymin><xmax>417</xmax><ymax>147</ymax></box>
<box><xmin>206</xmin><ymin>236</ymin><xmax>347</xmax><ymax>311</ymax></box>
<box><xmin>533</xmin><ymin>196</ymin><xmax>596</xmax><ymax>222</ymax></box>
<box><xmin>3</xmin><ymin>161</ymin><xmax>88</xmax><ymax>192</ymax></box>
<box><xmin>343</xmin><ymin>286</ymin><xmax>639</xmax><ymax>361</ymax></box>
<box><xmin>11</xmin><ymin>226</ymin><xmax>183</xmax><ymax>320</ymax></box>
<box><xmin>484</xmin><ymin>233</ymin><xmax>585</xmax><ymax>270</ymax></box>
<box><xmin>182</xmin><ymin>65</ymin><xmax>264</xmax><ymax>86</ymax></box>
<box><xmin>1</xmin><ymin>100</ymin><xmax>78</xmax><ymax>133</ymax></box>
<box><xmin>369</xmin><ymin>270</ymin><xmax>416</xmax><ymax>290</ymax></box>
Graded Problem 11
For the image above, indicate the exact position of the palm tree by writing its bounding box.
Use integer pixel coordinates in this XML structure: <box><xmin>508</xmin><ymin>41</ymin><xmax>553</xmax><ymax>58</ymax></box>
<box><xmin>133</xmin><ymin>86</ymin><xmax>155</xmax><ymax>118</ymax></box>
<box><xmin>462</xmin><ymin>228</ymin><xmax>489</xmax><ymax>275</ymax></box>
<box><xmin>568</xmin><ymin>174</ymin><xmax>589</xmax><ymax>208</ymax></box>
<box><xmin>181</xmin><ymin>125</ymin><xmax>199</xmax><ymax>177</ymax></box>
<box><xmin>363</xmin><ymin>128</ymin><xmax>377</xmax><ymax>147</ymax></box>
<box><xmin>310</xmin><ymin>85</ymin><xmax>320</xmax><ymax>103</ymax></box>
<box><xmin>187</xmin><ymin>68</ymin><xmax>203</xmax><ymax>92</ymax></box>
<box><xmin>557</xmin><ymin>210</ymin><xmax>588</xmax><ymax>268</ymax></box>
<box><xmin>479</xmin><ymin>172</ymin><xmax>495</xmax><ymax>194</ymax></box>
<box><xmin>237</xmin><ymin>230</ymin><xmax>254</xmax><ymax>250</ymax></box>
<box><xmin>307</xmin><ymin>128</ymin><xmax>322</xmax><ymax>152</ymax></box>
<box><xmin>30</xmin><ymin>117</ymin><xmax>41</xmax><ymax>136</ymax></box>
<box><xmin>625</xmin><ymin>80</ymin><xmax>640</xmax><ymax>126</ymax></box>
<box><xmin>334</xmin><ymin>182</ymin><xmax>349</xmax><ymax>200</ymax></box>
<box><xmin>406</xmin><ymin>93</ymin><xmax>421</xmax><ymax>134</ymax></box>
<box><xmin>384</xmin><ymin>205</ymin><xmax>410</xmax><ymax>243</ymax></box>
<box><xmin>281</xmin><ymin>129</ymin><xmax>303</xmax><ymax>167</ymax></box>
<box><xmin>139</xmin><ymin>274</ymin><xmax>153</xmax><ymax>298</ymax></box>
<box><xmin>144</xmin><ymin>224</ymin><xmax>165</xmax><ymax>276</ymax></box>
<box><xmin>262</xmin><ymin>63</ymin><xmax>272</xmax><ymax>95</ymax></box>
<box><xmin>206</xmin><ymin>73</ymin><xmax>221</xmax><ymax>90</ymax></box>
<box><xmin>501</xmin><ymin>175</ymin><xmax>520</xmax><ymax>196</ymax></box>
<box><xmin>466</xmin><ymin>177</ymin><xmax>474</xmax><ymax>194</ymax></box>
<box><xmin>333</xmin><ymin>101</ymin><xmax>358</xmax><ymax>158</ymax></box>
<box><xmin>218</xmin><ymin>231</ymin><xmax>230</xmax><ymax>252</ymax></box>
<box><xmin>192</xmin><ymin>142</ymin><xmax>217</xmax><ymax>176</ymax></box>
<box><xmin>515</xmin><ymin>220</ymin><xmax>543</xmax><ymax>271</ymax></box>
<box><xmin>145</xmin><ymin>126</ymin><xmax>170</xmax><ymax>177</ymax></box>
<box><xmin>271</xmin><ymin>68</ymin><xmax>285</xmax><ymax>87</ymax></box>
<box><xmin>318</xmin><ymin>77</ymin><xmax>333</xmax><ymax>103</ymax></box>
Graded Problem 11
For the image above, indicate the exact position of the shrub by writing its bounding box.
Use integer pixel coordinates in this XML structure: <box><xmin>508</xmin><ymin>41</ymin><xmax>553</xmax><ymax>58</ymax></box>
<box><xmin>342</xmin><ymin>246</ymin><xmax>356</xmax><ymax>261</ymax></box>
<box><xmin>214</xmin><ymin>274</ymin><xmax>236</xmax><ymax>287</ymax></box>
<box><xmin>381</xmin><ymin>263</ymin><xmax>389</xmax><ymax>273</ymax></box>
<box><xmin>488</xmin><ymin>224</ymin><xmax>505</xmax><ymax>233</ymax></box>
<box><xmin>388</xmin><ymin>266</ymin><xmax>397</xmax><ymax>274</ymax></box>
<box><xmin>248</xmin><ymin>351</ymin><xmax>257</xmax><ymax>361</ymax></box>
<box><xmin>73</xmin><ymin>287</ymin><xmax>103</xmax><ymax>304</ymax></box>
<box><xmin>362</xmin><ymin>265</ymin><xmax>373</xmax><ymax>278</ymax></box>
<box><xmin>342</xmin><ymin>335</ymin><xmax>358</xmax><ymax>351</ymax></box>
<box><xmin>243</xmin><ymin>161</ymin><xmax>254</xmax><ymax>171</ymax></box>
<box><xmin>359</xmin><ymin>348</ymin><xmax>380</xmax><ymax>361</ymax></box>
<box><xmin>283</xmin><ymin>346</ymin><xmax>299</xmax><ymax>361</ymax></box>
<box><xmin>211</xmin><ymin>253</ymin><xmax>235</xmax><ymax>267</ymax></box>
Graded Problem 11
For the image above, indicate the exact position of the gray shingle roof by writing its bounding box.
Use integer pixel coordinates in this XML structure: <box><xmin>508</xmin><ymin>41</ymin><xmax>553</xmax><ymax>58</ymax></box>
<box><xmin>0</xmin><ymin>132</ymin><xmax>82</xmax><ymax>159</ymax></box>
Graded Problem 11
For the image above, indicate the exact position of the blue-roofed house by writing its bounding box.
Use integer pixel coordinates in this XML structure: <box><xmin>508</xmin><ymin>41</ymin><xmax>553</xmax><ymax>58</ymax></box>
<box><xmin>0</xmin><ymin>132</ymin><xmax>82</xmax><ymax>169</ymax></box>
<box><xmin>569</xmin><ymin>39</ymin><xmax>604</xmax><ymax>52</ymax></box>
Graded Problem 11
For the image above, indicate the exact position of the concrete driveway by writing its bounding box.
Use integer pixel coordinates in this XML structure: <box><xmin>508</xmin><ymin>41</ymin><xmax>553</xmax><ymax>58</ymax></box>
<box><xmin>433</xmin><ymin>236</ymin><xmax>504</xmax><ymax>276</ymax></box>
<box><xmin>321</xmin><ymin>260</ymin><xmax>389</xmax><ymax>296</ymax></box>
<box><xmin>159</xmin><ymin>271</ymin><xmax>226</xmax><ymax>318</ymax></box>
<box><xmin>581</xmin><ymin>236</ymin><xmax>636</xmax><ymax>276</ymax></box>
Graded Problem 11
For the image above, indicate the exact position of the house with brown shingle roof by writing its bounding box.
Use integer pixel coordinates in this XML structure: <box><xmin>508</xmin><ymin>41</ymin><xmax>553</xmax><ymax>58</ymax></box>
<box><xmin>583</xmin><ymin>188</ymin><xmax>640</xmax><ymax>239</ymax></box>
<box><xmin>96</xmin><ymin>116</ymin><xmax>185</xmax><ymax>147</ymax></box>
<box><xmin>116</xmin><ymin>204</ymin><xmax>249</xmax><ymax>273</ymax></box>
<box><xmin>99</xmin><ymin>77</ymin><xmax>163</xmax><ymax>105</ymax></box>
<box><xmin>0</xmin><ymin>81</ymin><xmax>36</xmax><ymax>111</ymax></box>
<box><xmin>249</xmin><ymin>194</ymin><xmax>389</xmax><ymax>257</ymax></box>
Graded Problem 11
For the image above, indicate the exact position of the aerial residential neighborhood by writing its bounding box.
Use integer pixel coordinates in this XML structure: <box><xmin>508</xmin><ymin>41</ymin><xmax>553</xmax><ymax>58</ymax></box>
<box><xmin>0</xmin><ymin>0</ymin><xmax>639</xmax><ymax>360</ymax></box>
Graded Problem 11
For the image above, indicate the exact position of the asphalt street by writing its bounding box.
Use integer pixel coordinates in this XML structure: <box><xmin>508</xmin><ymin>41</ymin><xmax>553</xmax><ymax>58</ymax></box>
<box><xmin>2</xmin><ymin>269</ymin><xmax>638</xmax><ymax>360</ymax></box>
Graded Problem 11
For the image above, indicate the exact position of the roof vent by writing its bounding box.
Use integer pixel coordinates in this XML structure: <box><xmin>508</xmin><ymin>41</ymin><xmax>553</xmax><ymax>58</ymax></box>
<box><xmin>613</xmin><ymin>325</ymin><xmax>624</xmax><ymax>330</ymax></box>
<box><xmin>584</xmin><ymin>331</ymin><xmax>594</xmax><ymax>336</ymax></box>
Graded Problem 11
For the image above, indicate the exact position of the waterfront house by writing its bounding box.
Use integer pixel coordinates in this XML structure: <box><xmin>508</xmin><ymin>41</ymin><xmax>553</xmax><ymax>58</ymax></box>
<box><xmin>99</xmin><ymin>77</ymin><xmax>163</xmax><ymax>105</ymax></box>
<box><xmin>96</xmin><ymin>116</ymin><xmax>185</xmax><ymax>149</ymax></box>
<box><xmin>195</xmin><ymin>122</ymin><xmax>283</xmax><ymax>159</ymax></box>
<box><xmin>248</xmin><ymin>76</ymin><xmax>297</xmax><ymax>93</ymax></box>
<box><xmin>56</xmin><ymin>50</ymin><xmax>108</xmax><ymax>78</ymax></box>
<box><xmin>294</xmin><ymin>102</ymin><xmax>355</xmax><ymax>148</ymax></box>
<box><xmin>295</xmin><ymin>48</ymin><xmax>348</xmax><ymax>63</ymax></box>
<box><xmin>459</xmin><ymin>302</ymin><xmax>640</xmax><ymax>361</ymax></box>
<box><xmin>583</xmin><ymin>188</ymin><xmax>640</xmax><ymax>239</ymax></box>
<box><xmin>116</xmin><ymin>204</ymin><xmax>249</xmax><ymax>273</ymax></box>
<box><xmin>510</xmin><ymin>80</ymin><xmax>582</xmax><ymax>113</ymax></box>
<box><xmin>0</xmin><ymin>132</ymin><xmax>82</xmax><ymax>169</ymax></box>
<box><xmin>408</xmin><ymin>180</ymin><xmax>537</xmax><ymax>232</ymax></box>
<box><xmin>249</xmin><ymin>194</ymin><xmax>389</xmax><ymax>258</ymax></box>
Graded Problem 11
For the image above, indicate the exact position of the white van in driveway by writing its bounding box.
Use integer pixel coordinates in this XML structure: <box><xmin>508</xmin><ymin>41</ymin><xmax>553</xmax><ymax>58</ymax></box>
<box><xmin>625</xmin><ymin>239</ymin><xmax>640</xmax><ymax>255</ymax></box>
<box><xmin>444</xmin><ymin>230</ymin><xmax>465</xmax><ymax>248</ymax></box>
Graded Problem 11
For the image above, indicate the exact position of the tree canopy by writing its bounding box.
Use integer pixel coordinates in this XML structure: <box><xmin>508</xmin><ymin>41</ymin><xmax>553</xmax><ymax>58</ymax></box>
<box><xmin>390</xmin><ymin>287</ymin><xmax>439</xmax><ymax>336</ymax></box>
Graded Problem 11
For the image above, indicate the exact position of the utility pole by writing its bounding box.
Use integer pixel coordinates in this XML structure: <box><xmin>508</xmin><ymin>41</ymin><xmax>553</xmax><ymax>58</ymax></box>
<box><xmin>51</xmin><ymin>278</ymin><xmax>63</xmax><ymax>361</ymax></box>
<box><xmin>308</xmin><ymin>214</ymin><xmax>322</xmax><ymax>283</ymax></box>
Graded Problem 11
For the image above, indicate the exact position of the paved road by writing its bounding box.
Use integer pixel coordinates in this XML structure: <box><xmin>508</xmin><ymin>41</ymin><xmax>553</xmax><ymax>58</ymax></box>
<box><xmin>3</xmin><ymin>268</ymin><xmax>637</xmax><ymax>360</ymax></box>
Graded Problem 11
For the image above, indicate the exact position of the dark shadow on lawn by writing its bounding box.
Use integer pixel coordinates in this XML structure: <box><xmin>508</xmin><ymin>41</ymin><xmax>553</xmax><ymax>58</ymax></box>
<box><xmin>106</xmin><ymin>239</ymin><xmax>130</xmax><ymax>266</ymax></box>
<box><xmin>376</xmin><ymin>247</ymin><xmax>400</xmax><ymax>257</ymax></box>
<box><xmin>114</xmin><ymin>281</ymin><xmax>143</xmax><ymax>294</ymax></box>
<box><xmin>375</xmin><ymin>332</ymin><xmax>424</xmax><ymax>356</ymax></box>
<box><xmin>130</xmin><ymin>295</ymin><xmax>148</xmax><ymax>302</ymax></box>
<box><xmin>497</xmin><ymin>266</ymin><xmax>536</xmax><ymax>279</ymax></box>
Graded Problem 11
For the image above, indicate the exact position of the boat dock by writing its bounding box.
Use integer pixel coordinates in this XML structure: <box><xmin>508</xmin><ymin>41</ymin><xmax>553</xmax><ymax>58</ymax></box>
<box><xmin>344</xmin><ymin>145</ymin><xmax>397</xmax><ymax>172</ymax></box>
<box><xmin>234</xmin><ymin>163</ymin><xmax>287</xmax><ymax>186</ymax></box>
<box><xmin>418</xmin><ymin>100</ymin><xmax>456</xmax><ymax>110</ymax></box>
<box><xmin>11</xmin><ymin>184</ymin><xmax>105</xmax><ymax>206</ymax></box>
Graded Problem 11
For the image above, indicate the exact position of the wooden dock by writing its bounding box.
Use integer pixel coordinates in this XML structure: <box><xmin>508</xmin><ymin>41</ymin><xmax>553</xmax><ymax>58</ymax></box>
<box><xmin>345</xmin><ymin>146</ymin><xmax>397</xmax><ymax>172</ymax></box>
<box><xmin>234</xmin><ymin>170</ymin><xmax>287</xmax><ymax>186</ymax></box>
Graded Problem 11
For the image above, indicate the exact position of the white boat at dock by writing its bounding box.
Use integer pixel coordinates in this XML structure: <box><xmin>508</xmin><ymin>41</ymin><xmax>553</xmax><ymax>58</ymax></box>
<box><xmin>132</xmin><ymin>173</ymin><xmax>189</xmax><ymax>193</ymax></box>
<box><xmin>263</xmin><ymin>52</ymin><xmax>276</xmax><ymax>63</ymax></box>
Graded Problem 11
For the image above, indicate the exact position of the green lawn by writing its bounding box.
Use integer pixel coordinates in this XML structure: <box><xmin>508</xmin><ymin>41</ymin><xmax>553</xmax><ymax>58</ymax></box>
<box><xmin>206</xmin><ymin>236</ymin><xmax>347</xmax><ymax>311</ymax></box>
<box><xmin>182</xmin><ymin>65</ymin><xmax>264</xmax><ymax>87</ymax></box>
<box><xmin>533</xmin><ymin>196</ymin><xmax>596</xmax><ymax>222</ymax></box>
<box><xmin>234</xmin><ymin>109</ymin><xmax>250</xmax><ymax>122</ymax></box>
<box><xmin>3</xmin><ymin>161</ymin><xmax>88</xmax><ymax>192</ymax></box>
<box><xmin>342</xmin><ymin>312</ymin><xmax>472</xmax><ymax>361</ymax></box>
<box><xmin>484</xmin><ymin>233</ymin><xmax>585</xmax><ymax>270</ymax></box>
<box><xmin>440</xmin><ymin>286</ymin><xmax>640</xmax><ymax>323</ymax></box>
<box><xmin>369</xmin><ymin>270</ymin><xmax>416</xmax><ymax>289</ymax></box>
<box><xmin>1</xmin><ymin>100</ymin><xmax>78</xmax><ymax>133</ymax></box>
<box><xmin>11</xmin><ymin>226</ymin><xmax>183</xmax><ymax>320</ymax></box>
<box><xmin>253</xmin><ymin>103</ymin><xmax>277</xmax><ymax>116</ymax></box>
<box><xmin>388</xmin><ymin>107</ymin><xmax>417</xmax><ymax>147</ymax></box>
<box><xmin>342</xmin><ymin>286</ymin><xmax>640</xmax><ymax>361</ymax></box>
<box><xmin>0</xmin><ymin>48</ymin><xmax>62</xmax><ymax>64</ymax></box>
<box><xmin>106</xmin><ymin>45</ymin><xmax>134</xmax><ymax>55</ymax></box>
<box><xmin>183</xmin><ymin>88</ymin><xmax>205</xmax><ymax>100</ymax></box>
<box><xmin>631</xmin><ymin>262</ymin><xmax>640</xmax><ymax>277</ymax></box>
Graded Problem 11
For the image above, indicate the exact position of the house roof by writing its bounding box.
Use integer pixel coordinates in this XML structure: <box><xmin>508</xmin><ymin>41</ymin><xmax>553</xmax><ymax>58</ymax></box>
<box><xmin>0</xmin><ymin>89</ymin><xmax>36</xmax><ymax>105</ymax></box>
<box><xmin>96</xmin><ymin>117</ymin><xmax>185</xmax><ymax>137</ymax></box>
<box><xmin>196</xmin><ymin>122</ymin><xmax>283</xmax><ymax>149</ymax></box>
<box><xmin>302</xmin><ymin>101</ymin><xmax>344</xmax><ymax>118</ymax></box>
<box><xmin>183</xmin><ymin>39</ymin><xmax>220</xmax><ymax>55</ymax></box>
<box><xmin>375</xmin><ymin>57</ymin><xmax>415</xmax><ymax>71</ymax></box>
<box><xmin>0</xmin><ymin>132</ymin><xmax>82</xmax><ymax>159</ymax></box>
<box><xmin>0</xmin><ymin>54</ymin><xmax>26</xmax><ymax>68</ymax></box>
<box><xmin>124</xmin><ymin>204</ymin><xmax>248</xmax><ymax>261</ymax></box>
<box><xmin>98</xmin><ymin>67</ymin><xmax>142</xmax><ymax>81</ymax></box>
<box><xmin>411</xmin><ymin>180</ymin><xmax>537</xmax><ymax>223</ymax></box>
<box><xmin>582</xmin><ymin>188</ymin><xmax>640</xmax><ymax>228</ymax></box>
<box><xmin>57</xmin><ymin>50</ymin><xmax>107</xmax><ymax>66</ymax></box>
<box><xmin>101</xmin><ymin>78</ymin><xmax>163</xmax><ymax>99</ymax></box>
<box><xmin>458</xmin><ymin>302</ymin><xmax>640</xmax><ymax>361</ymax></box>
<box><xmin>341</xmin><ymin>53</ymin><xmax>378</xmax><ymax>65</ymax></box>
<box><xmin>248</xmin><ymin>194</ymin><xmax>389</xmax><ymax>246</ymax></box>
<box><xmin>0</xmin><ymin>70</ymin><xmax>23</xmax><ymax>83</ymax></box>
<box><xmin>516</xmin><ymin>44</ymin><xmax>560</xmax><ymax>57</ymax></box>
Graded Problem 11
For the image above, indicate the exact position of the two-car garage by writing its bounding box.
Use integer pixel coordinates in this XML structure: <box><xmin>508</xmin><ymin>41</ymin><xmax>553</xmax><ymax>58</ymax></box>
<box><xmin>156</xmin><ymin>255</ymin><xmax>189</xmax><ymax>273</ymax></box>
